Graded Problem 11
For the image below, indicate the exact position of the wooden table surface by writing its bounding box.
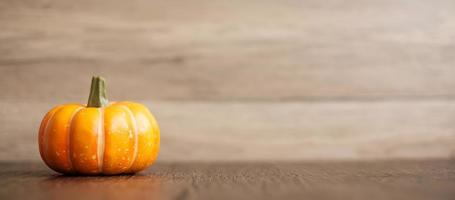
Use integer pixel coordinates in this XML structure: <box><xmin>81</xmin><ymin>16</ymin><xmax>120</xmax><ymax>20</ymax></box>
<box><xmin>1</xmin><ymin>0</ymin><xmax>455</xmax><ymax>199</ymax></box>
<box><xmin>1</xmin><ymin>160</ymin><xmax>455</xmax><ymax>200</ymax></box>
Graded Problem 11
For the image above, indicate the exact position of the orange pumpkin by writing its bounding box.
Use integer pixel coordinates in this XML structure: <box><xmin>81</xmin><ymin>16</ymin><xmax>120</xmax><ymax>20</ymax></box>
<box><xmin>38</xmin><ymin>76</ymin><xmax>160</xmax><ymax>175</ymax></box>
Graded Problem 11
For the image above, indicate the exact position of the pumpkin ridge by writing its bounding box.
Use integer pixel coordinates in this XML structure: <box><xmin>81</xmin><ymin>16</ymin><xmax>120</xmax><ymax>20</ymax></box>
<box><xmin>97</xmin><ymin>107</ymin><xmax>105</xmax><ymax>173</ymax></box>
<box><xmin>39</xmin><ymin>105</ymin><xmax>64</xmax><ymax>169</ymax></box>
<box><xmin>67</xmin><ymin>106</ymin><xmax>84</xmax><ymax>174</ymax></box>
<box><xmin>142</xmin><ymin>105</ymin><xmax>160</xmax><ymax>167</ymax></box>
<box><xmin>118</xmin><ymin>104</ymin><xmax>140</xmax><ymax>172</ymax></box>
<box><xmin>44</xmin><ymin>105</ymin><xmax>81</xmax><ymax>173</ymax></box>
<box><xmin>43</xmin><ymin>106</ymin><xmax>67</xmax><ymax>171</ymax></box>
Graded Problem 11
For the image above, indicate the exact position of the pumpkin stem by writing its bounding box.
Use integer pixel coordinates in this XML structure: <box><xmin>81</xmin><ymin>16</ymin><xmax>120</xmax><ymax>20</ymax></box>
<box><xmin>87</xmin><ymin>76</ymin><xmax>108</xmax><ymax>107</ymax></box>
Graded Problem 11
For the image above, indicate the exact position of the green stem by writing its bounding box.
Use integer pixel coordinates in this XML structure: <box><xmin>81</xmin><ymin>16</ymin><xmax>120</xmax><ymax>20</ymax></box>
<box><xmin>87</xmin><ymin>76</ymin><xmax>108</xmax><ymax>107</ymax></box>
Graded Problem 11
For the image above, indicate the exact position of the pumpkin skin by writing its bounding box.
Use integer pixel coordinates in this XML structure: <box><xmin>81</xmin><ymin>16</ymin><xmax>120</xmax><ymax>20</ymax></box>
<box><xmin>38</xmin><ymin>78</ymin><xmax>159</xmax><ymax>175</ymax></box>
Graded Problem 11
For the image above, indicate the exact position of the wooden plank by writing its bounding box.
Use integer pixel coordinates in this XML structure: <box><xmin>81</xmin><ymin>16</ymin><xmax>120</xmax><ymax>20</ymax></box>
<box><xmin>1</xmin><ymin>160</ymin><xmax>454</xmax><ymax>200</ymax></box>
<box><xmin>1</xmin><ymin>0</ymin><xmax>455</xmax><ymax>101</ymax></box>
<box><xmin>1</xmin><ymin>100</ymin><xmax>455</xmax><ymax>161</ymax></box>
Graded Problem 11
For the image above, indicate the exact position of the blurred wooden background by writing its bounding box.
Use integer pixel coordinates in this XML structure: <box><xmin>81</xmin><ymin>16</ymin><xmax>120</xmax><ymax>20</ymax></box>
<box><xmin>1</xmin><ymin>0</ymin><xmax>455</xmax><ymax>161</ymax></box>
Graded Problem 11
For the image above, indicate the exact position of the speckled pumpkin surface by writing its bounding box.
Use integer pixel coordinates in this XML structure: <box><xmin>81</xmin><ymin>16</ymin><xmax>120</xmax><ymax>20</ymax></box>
<box><xmin>38</xmin><ymin>77</ymin><xmax>160</xmax><ymax>175</ymax></box>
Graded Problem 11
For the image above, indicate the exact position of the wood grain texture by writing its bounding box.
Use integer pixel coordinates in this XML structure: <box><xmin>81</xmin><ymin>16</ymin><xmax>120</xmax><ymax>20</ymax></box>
<box><xmin>1</xmin><ymin>101</ymin><xmax>455</xmax><ymax>161</ymax></box>
<box><xmin>1</xmin><ymin>160</ymin><xmax>454</xmax><ymax>200</ymax></box>
<box><xmin>1</xmin><ymin>0</ymin><xmax>455</xmax><ymax>160</ymax></box>
<box><xmin>1</xmin><ymin>1</ymin><xmax>455</xmax><ymax>198</ymax></box>
<box><xmin>0</xmin><ymin>0</ymin><xmax>455</xmax><ymax>101</ymax></box>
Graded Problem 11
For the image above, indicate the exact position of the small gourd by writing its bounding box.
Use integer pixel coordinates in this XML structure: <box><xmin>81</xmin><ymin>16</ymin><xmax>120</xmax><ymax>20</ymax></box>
<box><xmin>38</xmin><ymin>76</ymin><xmax>160</xmax><ymax>175</ymax></box>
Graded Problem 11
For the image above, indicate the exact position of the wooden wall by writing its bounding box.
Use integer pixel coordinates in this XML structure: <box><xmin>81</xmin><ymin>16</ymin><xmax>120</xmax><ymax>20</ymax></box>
<box><xmin>1</xmin><ymin>0</ymin><xmax>454</xmax><ymax>161</ymax></box>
